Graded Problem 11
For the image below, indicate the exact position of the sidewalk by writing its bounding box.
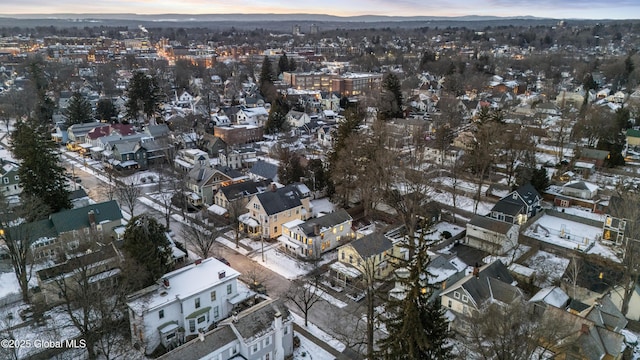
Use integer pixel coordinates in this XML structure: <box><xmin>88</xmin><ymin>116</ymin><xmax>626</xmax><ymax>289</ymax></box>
<box><xmin>293</xmin><ymin>323</ymin><xmax>355</xmax><ymax>360</ymax></box>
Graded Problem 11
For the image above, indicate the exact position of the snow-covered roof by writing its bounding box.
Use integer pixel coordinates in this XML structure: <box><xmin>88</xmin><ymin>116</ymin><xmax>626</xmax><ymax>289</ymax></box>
<box><xmin>529</xmin><ymin>286</ymin><xmax>569</xmax><ymax>309</ymax></box>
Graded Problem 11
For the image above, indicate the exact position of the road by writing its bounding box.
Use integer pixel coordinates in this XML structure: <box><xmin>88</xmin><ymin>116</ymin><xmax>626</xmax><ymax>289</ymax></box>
<box><xmin>61</xmin><ymin>150</ymin><xmax>367</xmax><ymax>358</ymax></box>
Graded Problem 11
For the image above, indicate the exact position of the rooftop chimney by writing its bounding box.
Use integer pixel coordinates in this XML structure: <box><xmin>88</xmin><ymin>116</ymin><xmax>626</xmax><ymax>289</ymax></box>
<box><xmin>581</xmin><ymin>323</ymin><xmax>590</xmax><ymax>335</ymax></box>
<box><xmin>163</xmin><ymin>278</ymin><xmax>170</xmax><ymax>289</ymax></box>
<box><xmin>271</xmin><ymin>183</ymin><xmax>277</xmax><ymax>192</ymax></box>
<box><xmin>313</xmin><ymin>223</ymin><xmax>321</xmax><ymax>236</ymax></box>
<box><xmin>195</xmin><ymin>259</ymin><xmax>202</xmax><ymax>265</ymax></box>
<box><xmin>472</xmin><ymin>263</ymin><xmax>480</xmax><ymax>278</ymax></box>
<box><xmin>88</xmin><ymin>210</ymin><xmax>96</xmax><ymax>226</ymax></box>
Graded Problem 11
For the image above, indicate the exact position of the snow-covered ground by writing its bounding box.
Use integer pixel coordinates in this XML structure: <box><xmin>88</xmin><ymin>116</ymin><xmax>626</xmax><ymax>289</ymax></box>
<box><xmin>293</xmin><ymin>333</ymin><xmax>336</xmax><ymax>360</ymax></box>
<box><xmin>523</xmin><ymin>250</ymin><xmax>570</xmax><ymax>288</ymax></box>
<box><xmin>305</xmin><ymin>284</ymin><xmax>347</xmax><ymax>308</ymax></box>
<box><xmin>291</xmin><ymin>312</ymin><xmax>346</xmax><ymax>352</ymax></box>
<box><xmin>424</xmin><ymin>221</ymin><xmax>465</xmax><ymax>242</ymax></box>
<box><xmin>310</xmin><ymin>198</ymin><xmax>336</xmax><ymax>217</ymax></box>
<box><xmin>524</xmin><ymin>214</ymin><xmax>603</xmax><ymax>252</ymax></box>
<box><xmin>430</xmin><ymin>188</ymin><xmax>495</xmax><ymax>215</ymax></box>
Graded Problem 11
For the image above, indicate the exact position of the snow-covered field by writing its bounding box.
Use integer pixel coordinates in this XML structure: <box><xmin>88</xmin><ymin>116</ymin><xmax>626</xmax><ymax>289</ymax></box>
<box><xmin>523</xmin><ymin>250</ymin><xmax>570</xmax><ymax>288</ymax></box>
<box><xmin>291</xmin><ymin>312</ymin><xmax>346</xmax><ymax>352</ymax></box>
<box><xmin>524</xmin><ymin>214</ymin><xmax>602</xmax><ymax>251</ymax></box>
<box><xmin>293</xmin><ymin>333</ymin><xmax>336</xmax><ymax>360</ymax></box>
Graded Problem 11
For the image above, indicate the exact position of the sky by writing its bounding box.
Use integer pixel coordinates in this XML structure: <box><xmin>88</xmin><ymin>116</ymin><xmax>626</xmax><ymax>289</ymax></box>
<box><xmin>3</xmin><ymin>0</ymin><xmax>640</xmax><ymax>19</ymax></box>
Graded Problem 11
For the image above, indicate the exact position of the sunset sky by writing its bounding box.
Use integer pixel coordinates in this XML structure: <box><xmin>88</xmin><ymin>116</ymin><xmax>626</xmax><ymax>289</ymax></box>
<box><xmin>3</xmin><ymin>0</ymin><xmax>640</xmax><ymax>19</ymax></box>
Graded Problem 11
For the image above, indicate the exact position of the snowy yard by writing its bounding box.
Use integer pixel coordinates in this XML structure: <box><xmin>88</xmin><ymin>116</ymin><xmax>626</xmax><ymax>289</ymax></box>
<box><xmin>293</xmin><ymin>333</ymin><xmax>336</xmax><ymax>360</ymax></box>
<box><xmin>523</xmin><ymin>250</ymin><xmax>570</xmax><ymax>288</ymax></box>
<box><xmin>291</xmin><ymin>312</ymin><xmax>346</xmax><ymax>352</ymax></box>
<box><xmin>524</xmin><ymin>214</ymin><xmax>602</xmax><ymax>252</ymax></box>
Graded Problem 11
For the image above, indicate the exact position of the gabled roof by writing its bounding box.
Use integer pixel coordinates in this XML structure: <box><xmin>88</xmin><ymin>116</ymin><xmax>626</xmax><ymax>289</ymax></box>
<box><xmin>157</xmin><ymin>326</ymin><xmax>236</xmax><ymax>360</ymax></box>
<box><xmin>529</xmin><ymin>286</ymin><xmax>570</xmax><ymax>308</ymax></box>
<box><xmin>298</xmin><ymin>209</ymin><xmax>352</xmax><ymax>236</ymax></box>
<box><xmin>511</xmin><ymin>183</ymin><xmax>542</xmax><ymax>206</ymax></box>
<box><xmin>255</xmin><ymin>185</ymin><xmax>304</xmax><ymax>216</ymax></box>
<box><xmin>583</xmin><ymin>296</ymin><xmax>628</xmax><ymax>331</ymax></box>
<box><xmin>49</xmin><ymin>200</ymin><xmax>123</xmax><ymax>234</ymax></box>
<box><xmin>219</xmin><ymin>179</ymin><xmax>271</xmax><ymax>201</ymax></box>
<box><xmin>441</xmin><ymin>260</ymin><xmax>516</xmax><ymax>307</ymax></box>
<box><xmin>490</xmin><ymin>199</ymin><xmax>524</xmax><ymax>216</ymax></box>
<box><xmin>249</xmin><ymin>160</ymin><xmax>278</xmax><ymax>181</ymax></box>
<box><xmin>232</xmin><ymin>298</ymin><xmax>290</xmax><ymax>340</ymax></box>
<box><xmin>37</xmin><ymin>243</ymin><xmax>120</xmax><ymax>282</ymax></box>
<box><xmin>469</xmin><ymin>215</ymin><xmax>514</xmax><ymax>234</ymax></box>
<box><xmin>348</xmin><ymin>232</ymin><xmax>393</xmax><ymax>260</ymax></box>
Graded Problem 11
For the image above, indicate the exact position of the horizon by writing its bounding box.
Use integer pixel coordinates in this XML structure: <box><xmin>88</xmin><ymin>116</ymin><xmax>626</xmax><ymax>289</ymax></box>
<box><xmin>3</xmin><ymin>1</ymin><xmax>640</xmax><ymax>21</ymax></box>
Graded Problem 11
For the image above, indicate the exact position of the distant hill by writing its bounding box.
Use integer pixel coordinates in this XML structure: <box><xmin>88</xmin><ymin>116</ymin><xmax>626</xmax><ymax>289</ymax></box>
<box><xmin>0</xmin><ymin>13</ymin><xmax>629</xmax><ymax>31</ymax></box>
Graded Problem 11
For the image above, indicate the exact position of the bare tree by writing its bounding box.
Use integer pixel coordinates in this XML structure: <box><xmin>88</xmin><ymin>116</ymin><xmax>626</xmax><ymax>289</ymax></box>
<box><xmin>462</xmin><ymin>300</ymin><xmax>576</xmax><ymax>360</ymax></box>
<box><xmin>0</xmin><ymin>313</ymin><xmax>20</xmax><ymax>360</ymax></box>
<box><xmin>565</xmin><ymin>255</ymin><xmax>583</xmax><ymax>299</ymax></box>
<box><xmin>180</xmin><ymin>220</ymin><xmax>220</xmax><ymax>259</ymax></box>
<box><xmin>116</xmin><ymin>176</ymin><xmax>141</xmax><ymax>218</ymax></box>
<box><xmin>0</xmin><ymin>195</ymin><xmax>50</xmax><ymax>302</ymax></box>
<box><xmin>50</xmin><ymin>244</ymin><xmax>139</xmax><ymax>360</ymax></box>
<box><xmin>284</xmin><ymin>277</ymin><xmax>324</xmax><ymax>327</ymax></box>
<box><xmin>156</xmin><ymin>171</ymin><xmax>175</xmax><ymax>229</ymax></box>
<box><xmin>227</xmin><ymin>198</ymin><xmax>247</xmax><ymax>249</ymax></box>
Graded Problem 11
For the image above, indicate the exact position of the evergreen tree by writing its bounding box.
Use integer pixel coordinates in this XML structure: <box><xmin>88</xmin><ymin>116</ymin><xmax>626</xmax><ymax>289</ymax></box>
<box><xmin>379</xmin><ymin>72</ymin><xmax>404</xmax><ymax>120</ymax></box>
<box><xmin>277</xmin><ymin>148</ymin><xmax>305</xmax><ymax>185</ymax></box>
<box><xmin>11</xmin><ymin>120</ymin><xmax>71</xmax><ymax>212</ymax></box>
<box><xmin>122</xmin><ymin>215</ymin><xmax>172</xmax><ymax>286</ymax></box>
<box><xmin>528</xmin><ymin>168</ymin><xmax>550</xmax><ymax>193</ymax></box>
<box><xmin>377</xmin><ymin>230</ymin><xmax>454</xmax><ymax>360</ymax></box>
<box><xmin>288</xmin><ymin>57</ymin><xmax>297</xmax><ymax>72</ymax></box>
<box><xmin>278</xmin><ymin>52</ymin><xmax>289</xmax><ymax>75</ymax></box>
<box><xmin>125</xmin><ymin>71</ymin><xmax>161</xmax><ymax>124</ymax></box>
<box><xmin>259</xmin><ymin>56</ymin><xmax>277</xmax><ymax>103</ymax></box>
<box><xmin>95</xmin><ymin>98</ymin><xmax>117</xmax><ymax>122</ymax></box>
<box><xmin>66</xmin><ymin>92</ymin><xmax>93</xmax><ymax>125</ymax></box>
<box><xmin>264</xmin><ymin>96</ymin><xmax>289</xmax><ymax>134</ymax></box>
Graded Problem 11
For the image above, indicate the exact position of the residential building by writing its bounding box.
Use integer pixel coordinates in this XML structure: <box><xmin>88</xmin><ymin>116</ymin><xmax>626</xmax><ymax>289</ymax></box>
<box><xmin>337</xmin><ymin>232</ymin><xmax>394</xmax><ymax>280</ymax></box>
<box><xmin>67</xmin><ymin>122</ymin><xmax>103</xmax><ymax>144</ymax></box>
<box><xmin>0</xmin><ymin>159</ymin><xmax>21</xmax><ymax>197</ymax></box>
<box><xmin>157</xmin><ymin>298</ymin><xmax>293</xmax><ymax>360</ymax></box>
<box><xmin>35</xmin><ymin>242</ymin><xmax>123</xmax><ymax>305</ymax></box>
<box><xmin>280</xmin><ymin>209</ymin><xmax>353</xmax><ymax>258</ymax></box>
<box><xmin>285</xmin><ymin>110</ymin><xmax>311</xmax><ymax>128</ymax></box>
<box><xmin>465</xmin><ymin>215</ymin><xmax>519</xmax><ymax>255</ymax></box>
<box><xmin>248</xmin><ymin>160</ymin><xmax>279</xmax><ymax>182</ymax></box>
<box><xmin>489</xmin><ymin>183</ymin><xmax>542</xmax><ymax>224</ymax></box>
<box><xmin>219</xmin><ymin>147</ymin><xmax>257</xmax><ymax>170</ymax></box>
<box><xmin>186</xmin><ymin>165</ymin><xmax>245</xmax><ymax>207</ymax></box>
<box><xmin>126</xmin><ymin>258</ymin><xmax>254</xmax><ymax>355</ymax></box>
<box><xmin>440</xmin><ymin>261</ymin><xmax>522</xmax><ymax>329</ymax></box>
<box><xmin>213</xmin><ymin>179</ymin><xmax>271</xmax><ymax>213</ymax></box>
<box><xmin>175</xmin><ymin>148</ymin><xmax>209</xmax><ymax>173</ymax></box>
<box><xmin>240</xmin><ymin>184</ymin><xmax>311</xmax><ymax>239</ymax></box>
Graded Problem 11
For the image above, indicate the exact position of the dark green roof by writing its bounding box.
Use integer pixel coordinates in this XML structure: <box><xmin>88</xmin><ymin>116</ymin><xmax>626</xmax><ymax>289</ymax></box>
<box><xmin>626</xmin><ymin>129</ymin><xmax>640</xmax><ymax>138</ymax></box>
<box><xmin>49</xmin><ymin>200</ymin><xmax>123</xmax><ymax>234</ymax></box>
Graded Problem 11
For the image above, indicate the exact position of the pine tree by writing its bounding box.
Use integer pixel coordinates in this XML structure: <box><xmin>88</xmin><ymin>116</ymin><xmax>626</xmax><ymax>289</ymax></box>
<box><xmin>379</xmin><ymin>72</ymin><xmax>404</xmax><ymax>120</ymax></box>
<box><xmin>125</xmin><ymin>71</ymin><xmax>161</xmax><ymax>123</ymax></box>
<box><xmin>264</xmin><ymin>96</ymin><xmax>289</xmax><ymax>134</ymax></box>
<box><xmin>11</xmin><ymin>120</ymin><xmax>71</xmax><ymax>212</ymax></box>
<box><xmin>278</xmin><ymin>52</ymin><xmax>289</xmax><ymax>75</ymax></box>
<box><xmin>377</xmin><ymin>231</ymin><xmax>454</xmax><ymax>360</ymax></box>
<box><xmin>66</xmin><ymin>92</ymin><xmax>93</xmax><ymax>125</ymax></box>
<box><xmin>259</xmin><ymin>56</ymin><xmax>277</xmax><ymax>103</ymax></box>
<box><xmin>122</xmin><ymin>215</ymin><xmax>172</xmax><ymax>286</ymax></box>
<box><xmin>95</xmin><ymin>98</ymin><xmax>117</xmax><ymax>122</ymax></box>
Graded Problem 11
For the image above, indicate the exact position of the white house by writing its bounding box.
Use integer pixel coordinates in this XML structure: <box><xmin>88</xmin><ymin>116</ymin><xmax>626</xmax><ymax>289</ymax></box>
<box><xmin>126</xmin><ymin>258</ymin><xmax>255</xmax><ymax>355</ymax></box>
<box><xmin>562</xmin><ymin>181</ymin><xmax>598</xmax><ymax>200</ymax></box>
<box><xmin>465</xmin><ymin>215</ymin><xmax>519</xmax><ymax>255</ymax></box>
<box><xmin>285</xmin><ymin>110</ymin><xmax>311</xmax><ymax>128</ymax></box>
<box><xmin>236</xmin><ymin>107</ymin><xmax>269</xmax><ymax>127</ymax></box>
<box><xmin>157</xmin><ymin>298</ymin><xmax>294</xmax><ymax>360</ymax></box>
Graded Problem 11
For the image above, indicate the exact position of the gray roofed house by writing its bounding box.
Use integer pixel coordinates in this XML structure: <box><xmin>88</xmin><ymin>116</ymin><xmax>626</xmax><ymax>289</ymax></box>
<box><xmin>186</xmin><ymin>165</ymin><xmax>245</xmax><ymax>206</ymax></box>
<box><xmin>337</xmin><ymin>232</ymin><xmax>395</xmax><ymax>279</ymax></box>
<box><xmin>144</xmin><ymin>124</ymin><xmax>171</xmax><ymax>139</ymax></box>
<box><xmin>281</xmin><ymin>209</ymin><xmax>353</xmax><ymax>258</ymax></box>
<box><xmin>440</xmin><ymin>260</ymin><xmax>521</xmax><ymax>327</ymax></box>
<box><xmin>489</xmin><ymin>182</ymin><xmax>542</xmax><ymax>224</ymax></box>
<box><xmin>256</xmin><ymin>185</ymin><xmax>304</xmax><ymax>216</ymax></box>
<box><xmin>248</xmin><ymin>160</ymin><xmax>279</xmax><ymax>182</ymax></box>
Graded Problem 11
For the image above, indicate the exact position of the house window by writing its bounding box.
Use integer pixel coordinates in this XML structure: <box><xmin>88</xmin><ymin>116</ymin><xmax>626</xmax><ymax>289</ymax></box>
<box><xmin>341</xmin><ymin>252</ymin><xmax>345</xmax><ymax>260</ymax></box>
<box><xmin>214</xmin><ymin>306</ymin><xmax>219</xmax><ymax>318</ymax></box>
<box><xmin>252</xmin><ymin>343</ymin><xmax>259</xmax><ymax>353</ymax></box>
<box><xmin>14</xmin><ymin>175</ymin><xmax>19</xmax><ymax>181</ymax></box>
<box><xmin>189</xmin><ymin>319</ymin><xmax>196</xmax><ymax>332</ymax></box>
<box><xmin>195</xmin><ymin>298</ymin><xmax>200</xmax><ymax>309</ymax></box>
<box><xmin>211</xmin><ymin>291</ymin><xmax>216</xmax><ymax>301</ymax></box>
<box><xmin>158</xmin><ymin>310</ymin><xmax>164</xmax><ymax>319</ymax></box>
<box><xmin>462</xmin><ymin>295</ymin><xmax>468</xmax><ymax>303</ymax></box>
<box><xmin>448</xmin><ymin>300</ymin><xmax>452</xmax><ymax>308</ymax></box>
<box><xmin>265</xmin><ymin>353</ymin><xmax>270</xmax><ymax>360</ymax></box>
<box><xmin>227</xmin><ymin>284</ymin><xmax>232</xmax><ymax>294</ymax></box>
<box><xmin>337</xmin><ymin>236</ymin><xmax>341</xmax><ymax>242</ymax></box>
<box><xmin>454</xmin><ymin>292</ymin><xmax>460</xmax><ymax>300</ymax></box>
<box><xmin>265</xmin><ymin>336</ymin><xmax>270</xmax><ymax>346</ymax></box>
<box><xmin>284</xmin><ymin>325</ymin><xmax>288</xmax><ymax>334</ymax></box>
<box><xmin>197</xmin><ymin>315</ymin><xmax>206</xmax><ymax>324</ymax></box>
<box><xmin>273</xmin><ymin>226</ymin><xmax>277</xmax><ymax>233</ymax></box>
<box><xmin>2</xmin><ymin>178</ymin><xmax>7</xmax><ymax>184</ymax></box>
